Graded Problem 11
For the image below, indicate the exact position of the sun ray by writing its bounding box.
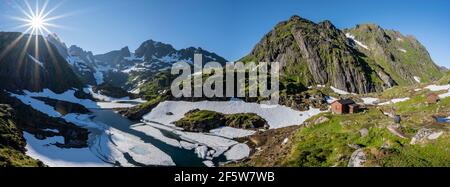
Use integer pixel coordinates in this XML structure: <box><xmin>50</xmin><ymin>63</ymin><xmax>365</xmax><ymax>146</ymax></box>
<box><xmin>38</xmin><ymin>28</ymin><xmax>62</xmax><ymax>73</ymax></box>
<box><xmin>16</xmin><ymin>4</ymin><xmax>33</xmax><ymax>20</ymax></box>
<box><xmin>0</xmin><ymin>27</ymin><xmax>33</xmax><ymax>60</ymax></box>
<box><xmin>24</xmin><ymin>0</ymin><xmax>36</xmax><ymax>18</ymax></box>
<box><xmin>15</xmin><ymin>29</ymin><xmax>35</xmax><ymax>75</ymax></box>
<box><xmin>9</xmin><ymin>15</ymin><xmax>31</xmax><ymax>23</ymax></box>
<box><xmin>5</xmin><ymin>0</ymin><xmax>71</xmax><ymax>66</ymax></box>
<box><xmin>42</xmin><ymin>11</ymin><xmax>78</xmax><ymax>23</ymax></box>
<box><xmin>39</xmin><ymin>0</ymin><xmax>49</xmax><ymax>18</ymax></box>
<box><xmin>35</xmin><ymin>0</ymin><xmax>39</xmax><ymax>18</ymax></box>
<box><xmin>41</xmin><ymin>0</ymin><xmax>66</xmax><ymax>19</ymax></box>
<box><xmin>35</xmin><ymin>27</ymin><xmax>39</xmax><ymax>61</ymax></box>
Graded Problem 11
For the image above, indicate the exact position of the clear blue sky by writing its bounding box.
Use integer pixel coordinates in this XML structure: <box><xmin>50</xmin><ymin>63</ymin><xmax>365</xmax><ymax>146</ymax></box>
<box><xmin>1</xmin><ymin>0</ymin><xmax>449</xmax><ymax>67</ymax></box>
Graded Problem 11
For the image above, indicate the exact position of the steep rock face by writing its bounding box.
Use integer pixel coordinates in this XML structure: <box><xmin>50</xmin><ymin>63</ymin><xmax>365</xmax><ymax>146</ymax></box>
<box><xmin>344</xmin><ymin>24</ymin><xmax>442</xmax><ymax>85</ymax></box>
<box><xmin>0</xmin><ymin>32</ymin><xmax>83</xmax><ymax>93</ymax></box>
<box><xmin>241</xmin><ymin>16</ymin><xmax>385</xmax><ymax>94</ymax></box>
<box><xmin>46</xmin><ymin>35</ymin><xmax>98</xmax><ymax>85</ymax></box>
<box><xmin>95</xmin><ymin>46</ymin><xmax>132</xmax><ymax>67</ymax></box>
<box><xmin>134</xmin><ymin>40</ymin><xmax>227</xmax><ymax>66</ymax></box>
<box><xmin>67</xmin><ymin>45</ymin><xmax>98</xmax><ymax>85</ymax></box>
<box><xmin>0</xmin><ymin>104</ymin><xmax>44</xmax><ymax>167</ymax></box>
<box><xmin>46</xmin><ymin>33</ymin><xmax>69</xmax><ymax>58</ymax></box>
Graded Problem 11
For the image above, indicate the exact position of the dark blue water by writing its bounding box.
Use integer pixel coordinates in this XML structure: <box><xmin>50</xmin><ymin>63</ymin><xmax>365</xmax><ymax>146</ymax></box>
<box><xmin>90</xmin><ymin>109</ymin><xmax>205</xmax><ymax>166</ymax></box>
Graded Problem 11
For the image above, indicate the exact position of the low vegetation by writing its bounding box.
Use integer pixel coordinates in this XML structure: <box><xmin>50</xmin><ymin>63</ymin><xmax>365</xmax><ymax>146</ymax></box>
<box><xmin>232</xmin><ymin>86</ymin><xmax>449</xmax><ymax>167</ymax></box>
<box><xmin>173</xmin><ymin>109</ymin><xmax>269</xmax><ymax>132</ymax></box>
<box><xmin>0</xmin><ymin>104</ymin><xmax>44</xmax><ymax>167</ymax></box>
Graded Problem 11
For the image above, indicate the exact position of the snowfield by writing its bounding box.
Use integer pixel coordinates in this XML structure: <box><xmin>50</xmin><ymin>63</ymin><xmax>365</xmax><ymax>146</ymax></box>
<box><xmin>325</xmin><ymin>96</ymin><xmax>337</xmax><ymax>104</ymax></box>
<box><xmin>23</xmin><ymin>132</ymin><xmax>110</xmax><ymax>167</ymax></box>
<box><xmin>9</xmin><ymin>92</ymin><xmax>62</xmax><ymax>117</ymax></box>
<box><xmin>209</xmin><ymin>127</ymin><xmax>256</xmax><ymax>139</ymax></box>
<box><xmin>10</xmin><ymin>88</ymin><xmax>177</xmax><ymax>167</ymax></box>
<box><xmin>224</xmin><ymin>143</ymin><xmax>251</xmax><ymax>161</ymax></box>
<box><xmin>378</xmin><ymin>97</ymin><xmax>410</xmax><ymax>105</ymax></box>
<box><xmin>413</xmin><ymin>76</ymin><xmax>421</xmax><ymax>83</ymax></box>
<box><xmin>93</xmin><ymin>70</ymin><xmax>104</xmax><ymax>85</ymax></box>
<box><xmin>425</xmin><ymin>84</ymin><xmax>450</xmax><ymax>91</ymax></box>
<box><xmin>331</xmin><ymin>86</ymin><xmax>356</xmax><ymax>95</ymax></box>
<box><xmin>361</xmin><ymin>97</ymin><xmax>379</xmax><ymax>105</ymax></box>
<box><xmin>143</xmin><ymin>100</ymin><xmax>323</xmax><ymax>129</ymax></box>
<box><xmin>13</xmin><ymin>87</ymin><xmax>326</xmax><ymax>166</ymax></box>
<box><xmin>132</xmin><ymin>100</ymin><xmax>324</xmax><ymax>164</ymax></box>
<box><xmin>425</xmin><ymin>84</ymin><xmax>450</xmax><ymax>99</ymax></box>
<box><xmin>10</xmin><ymin>88</ymin><xmax>141</xmax><ymax>109</ymax></box>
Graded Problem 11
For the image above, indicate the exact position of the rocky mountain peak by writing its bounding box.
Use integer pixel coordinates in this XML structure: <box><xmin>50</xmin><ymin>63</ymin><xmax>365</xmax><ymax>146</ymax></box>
<box><xmin>288</xmin><ymin>15</ymin><xmax>314</xmax><ymax>24</ymax></box>
<box><xmin>135</xmin><ymin>40</ymin><xmax>177</xmax><ymax>59</ymax></box>
<box><xmin>46</xmin><ymin>33</ymin><xmax>69</xmax><ymax>58</ymax></box>
<box><xmin>0</xmin><ymin>32</ymin><xmax>83</xmax><ymax>93</ymax></box>
<box><xmin>346</xmin><ymin>23</ymin><xmax>443</xmax><ymax>85</ymax></box>
<box><xmin>242</xmin><ymin>16</ymin><xmax>398</xmax><ymax>93</ymax></box>
<box><xmin>318</xmin><ymin>20</ymin><xmax>336</xmax><ymax>30</ymax></box>
<box><xmin>120</xmin><ymin>46</ymin><xmax>131</xmax><ymax>57</ymax></box>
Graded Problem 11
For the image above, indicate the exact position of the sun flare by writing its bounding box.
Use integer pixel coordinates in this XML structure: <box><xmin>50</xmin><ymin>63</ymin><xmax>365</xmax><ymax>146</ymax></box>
<box><xmin>12</xmin><ymin>0</ymin><xmax>67</xmax><ymax>36</ymax></box>
<box><xmin>30</xmin><ymin>15</ymin><xmax>45</xmax><ymax>30</ymax></box>
<box><xmin>4</xmin><ymin>0</ymin><xmax>70</xmax><ymax>63</ymax></box>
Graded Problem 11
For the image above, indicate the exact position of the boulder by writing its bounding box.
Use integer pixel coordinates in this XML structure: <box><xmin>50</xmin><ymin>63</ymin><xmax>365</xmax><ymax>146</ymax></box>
<box><xmin>348</xmin><ymin>149</ymin><xmax>367</xmax><ymax>167</ymax></box>
<box><xmin>411</xmin><ymin>128</ymin><xmax>444</xmax><ymax>144</ymax></box>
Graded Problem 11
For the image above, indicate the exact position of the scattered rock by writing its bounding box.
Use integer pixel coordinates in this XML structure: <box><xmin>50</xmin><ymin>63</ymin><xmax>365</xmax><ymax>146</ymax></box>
<box><xmin>165</xmin><ymin>112</ymin><xmax>174</xmax><ymax>116</ymax></box>
<box><xmin>387</xmin><ymin>125</ymin><xmax>407</xmax><ymax>139</ymax></box>
<box><xmin>279</xmin><ymin>91</ymin><xmax>329</xmax><ymax>111</ymax></box>
<box><xmin>347</xmin><ymin>143</ymin><xmax>361</xmax><ymax>149</ymax></box>
<box><xmin>348</xmin><ymin>149</ymin><xmax>367</xmax><ymax>167</ymax></box>
<box><xmin>411</xmin><ymin>128</ymin><xmax>443</xmax><ymax>144</ymax></box>
<box><xmin>359</xmin><ymin>128</ymin><xmax>369</xmax><ymax>137</ymax></box>
<box><xmin>305</xmin><ymin>116</ymin><xmax>329</xmax><ymax>126</ymax></box>
<box><xmin>427</xmin><ymin>131</ymin><xmax>443</xmax><ymax>140</ymax></box>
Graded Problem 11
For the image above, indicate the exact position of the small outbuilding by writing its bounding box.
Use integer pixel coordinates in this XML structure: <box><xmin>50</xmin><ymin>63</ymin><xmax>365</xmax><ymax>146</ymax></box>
<box><xmin>426</xmin><ymin>93</ymin><xmax>440</xmax><ymax>104</ymax></box>
<box><xmin>331</xmin><ymin>99</ymin><xmax>359</xmax><ymax>114</ymax></box>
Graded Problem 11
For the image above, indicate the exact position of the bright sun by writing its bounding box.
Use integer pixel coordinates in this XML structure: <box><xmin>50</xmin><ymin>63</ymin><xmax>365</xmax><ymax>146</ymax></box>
<box><xmin>12</xmin><ymin>0</ymin><xmax>66</xmax><ymax>36</ymax></box>
<box><xmin>7</xmin><ymin>0</ymin><xmax>68</xmax><ymax>62</ymax></box>
<box><xmin>30</xmin><ymin>16</ymin><xmax>45</xmax><ymax>30</ymax></box>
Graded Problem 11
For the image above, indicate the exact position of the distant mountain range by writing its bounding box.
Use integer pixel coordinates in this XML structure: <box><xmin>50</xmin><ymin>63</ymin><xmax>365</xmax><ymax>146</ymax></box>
<box><xmin>0</xmin><ymin>14</ymin><xmax>448</xmax><ymax>167</ymax></box>
<box><xmin>0</xmin><ymin>15</ymin><xmax>444</xmax><ymax>96</ymax></box>
<box><xmin>47</xmin><ymin>34</ymin><xmax>227</xmax><ymax>92</ymax></box>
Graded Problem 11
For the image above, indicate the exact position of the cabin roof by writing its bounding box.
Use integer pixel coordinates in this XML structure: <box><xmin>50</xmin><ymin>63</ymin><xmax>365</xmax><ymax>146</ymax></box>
<box><xmin>332</xmin><ymin>99</ymin><xmax>355</xmax><ymax>105</ymax></box>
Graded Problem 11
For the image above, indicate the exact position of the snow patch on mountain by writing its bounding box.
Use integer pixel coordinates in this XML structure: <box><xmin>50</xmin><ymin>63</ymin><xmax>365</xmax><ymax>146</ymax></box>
<box><xmin>331</xmin><ymin>86</ymin><xmax>356</xmax><ymax>95</ymax></box>
<box><xmin>27</xmin><ymin>54</ymin><xmax>44</xmax><ymax>67</ymax></box>
<box><xmin>93</xmin><ymin>70</ymin><xmax>104</xmax><ymax>85</ymax></box>
<box><xmin>398</xmin><ymin>48</ymin><xmax>407</xmax><ymax>53</ymax></box>
<box><xmin>346</xmin><ymin>33</ymin><xmax>369</xmax><ymax>50</ymax></box>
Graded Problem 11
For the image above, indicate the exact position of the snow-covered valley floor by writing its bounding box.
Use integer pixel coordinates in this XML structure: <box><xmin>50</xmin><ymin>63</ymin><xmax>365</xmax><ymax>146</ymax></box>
<box><xmin>10</xmin><ymin>89</ymin><xmax>325</xmax><ymax>167</ymax></box>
